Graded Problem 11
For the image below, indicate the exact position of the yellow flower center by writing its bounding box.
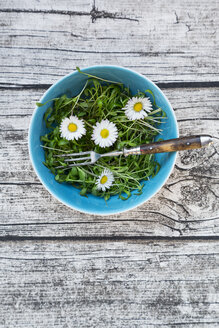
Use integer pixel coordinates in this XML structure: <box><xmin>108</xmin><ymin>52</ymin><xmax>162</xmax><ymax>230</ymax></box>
<box><xmin>100</xmin><ymin>128</ymin><xmax>109</xmax><ymax>139</ymax></box>
<box><xmin>100</xmin><ymin>175</ymin><xmax>108</xmax><ymax>184</ymax></box>
<box><xmin>133</xmin><ymin>102</ymin><xmax>143</xmax><ymax>112</ymax></box>
<box><xmin>68</xmin><ymin>123</ymin><xmax>77</xmax><ymax>132</ymax></box>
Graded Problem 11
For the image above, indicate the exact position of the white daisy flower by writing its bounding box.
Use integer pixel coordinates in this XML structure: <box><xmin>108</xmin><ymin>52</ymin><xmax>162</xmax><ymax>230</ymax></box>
<box><xmin>92</xmin><ymin>119</ymin><xmax>118</xmax><ymax>148</ymax></box>
<box><xmin>96</xmin><ymin>169</ymin><xmax>114</xmax><ymax>191</ymax></box>
<box><xmin>60</xmin><ymin>115</ymin><xmax>86</xmax><ymax>141</ymax></box>
<box><xmin>124</xmin><ymin>97</ymin><xmax>153</xmax><ymax>120</ymax></box>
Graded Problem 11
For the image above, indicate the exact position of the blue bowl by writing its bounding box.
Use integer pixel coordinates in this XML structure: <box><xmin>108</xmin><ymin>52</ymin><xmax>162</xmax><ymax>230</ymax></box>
<box><xmin>28</xmin><ymin>66</ymin><xmax>178</xmax><ymax>215</ymax></box>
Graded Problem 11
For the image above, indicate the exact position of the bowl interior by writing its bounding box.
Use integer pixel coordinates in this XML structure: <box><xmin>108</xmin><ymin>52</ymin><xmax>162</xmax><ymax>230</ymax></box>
<box><xmin>29</xmin><ymin>66</ymin><xmax>178</xmax><ymax>215</ymax></box>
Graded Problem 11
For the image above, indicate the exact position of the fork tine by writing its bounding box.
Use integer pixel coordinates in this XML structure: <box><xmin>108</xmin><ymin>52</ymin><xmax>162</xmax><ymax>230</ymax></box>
<box><xmin>54</xmin><ymin>151</ymin><xmax>91</xmax><ymax>158</ymax></box>
<box><xmin>63</xmin><ymin>156</ymin><xmax>91</xmax><ymax>163</ymax></box>
<box><xmin>55</xmin><ymin>161</ymin><xmax>92</xmax><ymax>169</ymax></box>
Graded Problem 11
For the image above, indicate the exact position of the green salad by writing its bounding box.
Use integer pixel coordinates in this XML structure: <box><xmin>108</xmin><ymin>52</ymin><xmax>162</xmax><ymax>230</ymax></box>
<box><xmin>38</xmin><ymin>68</ymin><xmax>166</xmax><ymax>201</ymax></box>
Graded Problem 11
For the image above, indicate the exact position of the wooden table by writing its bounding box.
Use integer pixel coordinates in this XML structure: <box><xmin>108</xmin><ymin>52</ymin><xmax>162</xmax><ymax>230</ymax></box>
<box><xmin>0</xmin><ymin>1</ymin><xmax>218</xmax><ymax>327</ymax></box>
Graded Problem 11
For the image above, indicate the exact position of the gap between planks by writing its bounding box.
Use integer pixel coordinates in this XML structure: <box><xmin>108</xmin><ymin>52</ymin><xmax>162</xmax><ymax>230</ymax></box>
<box><xmin>1</xmin><ymin>81</ymin><xmax>219</xmax><ymax>90</ymax></box>
<box><xmin>0</xmin><ymin>235</ymin><xmax>219</xmax><ymax>242</ymax></box>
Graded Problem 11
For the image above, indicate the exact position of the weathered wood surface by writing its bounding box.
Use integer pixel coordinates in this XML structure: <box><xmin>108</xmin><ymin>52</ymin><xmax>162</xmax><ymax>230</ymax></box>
<box><xmin>0</xmin><ymin>240</ymin><xmax>218</xmax><ymax>328</ymax></box>
<box><xmin>0</xmin><ymin>0</ymin><xmax>219</xmax><ymax>326</ymax></box>
<box><xmin>0</xmin><ymin>0</ymin><xmax>218</xmax><ymax>85</ymax></box>
<box><xmin>0</xmin><ymin>87</ymin><xmax>218</xmax><ymax>237</ymax></box>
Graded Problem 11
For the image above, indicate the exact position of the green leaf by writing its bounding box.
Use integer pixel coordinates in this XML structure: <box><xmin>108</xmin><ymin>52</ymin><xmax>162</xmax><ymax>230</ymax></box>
<box><xmin>43</xmin><ymin>107</ymin><xmax>53</xmax><ymax>128</ymax></box>
<box><xmin>91</xmin><ymin>186</ymin><xmax>98</xmax><ymax>196</ymax></box>
<box><xmin>145</xmin><ymin>89</ymin><xmax>156</xmax><ymax>106</ymax></box>
<box><xmin>41</xmin><ymin>136</ymin><xmax>50</xmax><ymax>142</ymax></box>
<box><xmin>88</xmin><ymin>119</ymin><xmax>96</xmax><ymax>124</ymax></box>
<box><xmin>152</xmin><ymin>162</ymin><xmax>160</xmax><ymax>177</ymax></box>
<box><xmin>36</xmin><ymin>98</ymin><xmax>58</xmax><ymax>107</ymax></box>
<box><xmin>55</xmin><ymin>174</ymin><xmax>59</xmax><ymax>181</ymax></box>
<box><xmin>104</xmin><ymin>194</ymin><xmax>110</xmax><ymax>201</ymax></box>
<box><xmin>58</xmin><ymin>139</ymin><xmax>69</xmax><ymax>146</ymax></box>
<box><xmin>36</xmin><ymin>102</ymin><xmax>44</xmax><ymax>107</ymax></box>
<box><xmin>77</xmin><ymin>111</ymin><xmax>86</xmax><ymax>117</ymax></box>
<box><xmin>97</xmin><ymin>100</ymin><xmax>103</xmax><ymax>108</ymax></box>
<box><xmin>70</xmin><ymin>167</ymin><xmax>78</xmax><ymax>176</ymax></box>
<box><xmin>78</xmin><ymin>168</ymin><xmax>86</xmax><ymax>181</ymax></box>
<box><xmin>80</xmin><ymin>188</ymin><xmax>87</xmax><ymax>197</ymax></box>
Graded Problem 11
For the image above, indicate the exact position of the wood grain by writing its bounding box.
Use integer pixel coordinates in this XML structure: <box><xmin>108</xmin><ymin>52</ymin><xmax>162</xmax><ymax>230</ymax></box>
<box><xmin>0</xmin><ymin>0</ymin><xmax>218</xmax><ymax>85</ymax></box>
<box><xmin>0</xmin><ymin>240</ymin><xmax>218</xmax><ymax>328</ymax></box>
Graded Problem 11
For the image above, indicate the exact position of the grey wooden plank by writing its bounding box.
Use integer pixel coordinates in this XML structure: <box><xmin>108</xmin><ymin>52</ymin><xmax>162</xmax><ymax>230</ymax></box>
<box><xmin>0</xmin><ymin>87</ymin><xmax>218</xmax><ymax>237</ymax></box>
<box><xmin>0</xmin><ymin>178</ymin><xmax>218</xmax><ymax>237</ymax></box>
<box><xmin>0</xmin><ymin>239</ymin><xmax>218</xmax><ymax>328</ymax></box>
<box><xmin>0</xmin><ymin>0</ymin><xmax>218</xmax><ymax>85</ymax></box>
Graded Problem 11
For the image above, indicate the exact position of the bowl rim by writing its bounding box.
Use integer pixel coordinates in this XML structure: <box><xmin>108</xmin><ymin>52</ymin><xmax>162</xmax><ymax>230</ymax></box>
<box><xmin>28</xmin><ymin>65</ymin><xmax>179</xmax><ymax>216</ymax></box>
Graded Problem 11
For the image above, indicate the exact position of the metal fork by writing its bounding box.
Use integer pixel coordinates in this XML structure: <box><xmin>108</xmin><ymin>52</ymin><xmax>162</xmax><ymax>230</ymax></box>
<box><xmin>54</xmin><ymin>135</ymin><xmax>212</xmax><ymax>169</ymax></box>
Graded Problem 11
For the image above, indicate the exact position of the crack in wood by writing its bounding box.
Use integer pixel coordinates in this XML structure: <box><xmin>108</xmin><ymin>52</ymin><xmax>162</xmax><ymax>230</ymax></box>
<box><xmin>177</xmin><ymin>118</ymin><xmax>219</xmax><ymax>122</ymax></box>
<box><xmin>175</xmin><ymin>164</ymin><xmax>189</xmax><ymax>172</ymax></box>
<box><xmin>0</xmin><ymin>45</ymin><xmax>186</xmax><ymax>56</ymax></box>
<box><xmin>0</xmin><ymin>6</ymin><xmax>139</xmax><ymax>23</ymax></box>
<box><xmin>174</xmin><ymin>11</ymin><xmax>179</xmax><ymax>24</ymax></box>
<box><xmin>0</xmin><ymin>182</ymin><xmax>41</xmax><ymax>185</ymax></box>
<box><xmin>159</xmin><ymin>197</ymin><xmax>190</xmax><ymax>217</ymax></box>
<box><xmin>157</xmin><ymin>82</ymin><xmax>219</xmax><ymax>88</ymax></box>
<box><xmin>159</xmin><ymin>222</ymin><xmax>182</xmax><ymax>235</ymax></box>
<box><xmin>206</xmin><ymin>187</ymin><xmax>219</xmax><ymax>199</ymax></box>
<box><xmin>90</xmin><ymin>3</ymin><xmax>138</xmax><ymax>23</ymax></box>
<box><xmin>0</xmin><ymin>215</ymin><xmax>218</xmax><ymax>226</ymax></box>
<box><xmin>0</xmin><ymin>83</ymin><xmax>51</xmax><ymax>90</ymax></box>
<box><xmin>134</xmin><ymin>209</ymin><xmax>176</xmax><ymax>221</ymax></box>
<box><xmin>0</xmin><ymin>114</ymin><xmax>32</xmax><ymax>118</ymax></box>
<box><xmin>185</xmin><ymin>216</ymin><xmax>219</xmax><ymax>223</ymax></box>
<box><xmin>0</xmin><ymin>235</ymin><xmax>218</xmax><ymax>241</ymax></box>
<box><xmin>186</xmin><ymin>23</ymin><xmax>192</xmax><ymax>32</ymax></box>
<box><xmin>167</xmin><ymin>178</ymin><xmax>195</xmax><ymax>188</ymax></box>
<box><xmin>0</xmin><ymin>82</ymin><xmax>218</xmax><ymax>91</ymax></box>
<box><xmin>142</xmin><ymin>324</ymin><xmax>219</xmax><ymax>327</ymax></box>
<box><xmin>0</xmin><ymin>7</ymin><xmax>90</xmax><ymax>17</ymax></box>
<box><xmin>192</xmin><ymin>175</ymin><xmax>219</xmax><ymax>180</ymax></box>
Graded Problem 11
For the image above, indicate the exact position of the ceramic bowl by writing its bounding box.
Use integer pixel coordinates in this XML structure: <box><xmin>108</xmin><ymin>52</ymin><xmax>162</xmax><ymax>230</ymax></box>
<box><xmin>28</xmin><ymin>65</ymin><xmax>178</xmax><ymax>215</ymax></box>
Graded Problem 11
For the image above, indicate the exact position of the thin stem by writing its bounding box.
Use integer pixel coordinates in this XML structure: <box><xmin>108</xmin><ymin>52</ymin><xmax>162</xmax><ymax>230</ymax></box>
<box><xmin>139</xmin><ymin>120</ymin><xmax>162</xmax><ymax>133</ymax></box>
<box><xmin>84</xmin><ymin>120</ymin><xmax>93</xmax><ymax>128</ymax></box>
<box><xmin>71</xmin><ymin>80</ymin><xmax>88</xmax><ymax>115</ymax></box>
<box><xmin>76</xmin><ymin>67</ymin><xmax>123</xmax><ymax>85</ymax></box>
<box><xmin>40</xmin><ymin>145</ymin><xmax>73</xmax><ymax>152</ymax></box>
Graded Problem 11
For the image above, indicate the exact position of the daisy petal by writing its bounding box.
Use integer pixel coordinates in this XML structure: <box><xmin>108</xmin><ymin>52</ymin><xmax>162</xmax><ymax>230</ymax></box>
<box><xmin>96</xmin><ymin>169</ymin><xmax>114</xmax><ymax>191</ymax></box>
<box><xmin>92</xmin><ymin>119</ymin><xmax>118</xmax><ymax>148</ymax></box>
<box><xmin>123</xmin><ymin>97</ymin><xmax>153</xmax><ymax>121</ymax></box>
<box><xmin>60</xmin><ymin>116</ymin><xmax>86</xmax><ymax>141</ymax></box>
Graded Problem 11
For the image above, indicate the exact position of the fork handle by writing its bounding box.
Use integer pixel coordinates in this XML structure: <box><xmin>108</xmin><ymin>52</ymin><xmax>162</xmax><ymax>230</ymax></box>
<box><xmin>139</xmin><ymin>135</ymin><xmax>213</xmax><ymax>155</ymax></box>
